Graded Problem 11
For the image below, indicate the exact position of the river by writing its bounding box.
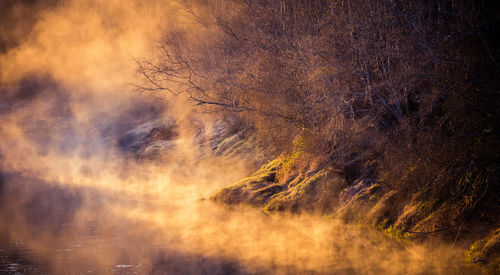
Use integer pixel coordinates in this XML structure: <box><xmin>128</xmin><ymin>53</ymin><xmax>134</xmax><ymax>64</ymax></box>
<box><xmin>0</xmin><ymin>150</ymin><xmax>474</xmax><ymax>274</ymax></box>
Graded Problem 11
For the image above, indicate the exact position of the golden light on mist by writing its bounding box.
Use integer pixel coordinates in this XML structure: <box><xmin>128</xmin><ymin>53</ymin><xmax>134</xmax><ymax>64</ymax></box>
<box><xmin>0</xmin><ymin>1</ymin><xmax>481</xmax><ymax>274</ymax></box>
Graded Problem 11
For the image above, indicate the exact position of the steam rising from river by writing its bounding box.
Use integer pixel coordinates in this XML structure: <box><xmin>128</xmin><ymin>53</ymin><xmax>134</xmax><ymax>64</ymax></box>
<box><xmin>0</xmin><ymin>1</ymin><xmax>468</xmax><ymax>274</ymax></box>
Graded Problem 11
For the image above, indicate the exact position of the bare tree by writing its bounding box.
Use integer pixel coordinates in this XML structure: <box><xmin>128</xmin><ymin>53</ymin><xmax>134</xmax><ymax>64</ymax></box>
<box><xmin>138</xmin><ymin>0</ymin><xmax>499</xmax><ymax>158</ymax></box>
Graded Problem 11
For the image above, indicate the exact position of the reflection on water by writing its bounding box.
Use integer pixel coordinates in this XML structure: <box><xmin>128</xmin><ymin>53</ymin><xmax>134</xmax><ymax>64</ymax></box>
<box><xmin>0</xmin><ymin>169</ymin><xmax>474</xmax><ymax>275</ymax></box>
<box><xmin>0</xmin><ymin>0</ymin><xmax>483</xmax><ymax>273</ymax></box>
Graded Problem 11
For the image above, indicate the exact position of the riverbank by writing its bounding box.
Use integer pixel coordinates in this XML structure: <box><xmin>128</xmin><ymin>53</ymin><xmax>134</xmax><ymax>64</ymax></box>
<box><xmin>209</xmin><ymin>127</ymin><xmax>499</xmax><ymax>274</ymax></box>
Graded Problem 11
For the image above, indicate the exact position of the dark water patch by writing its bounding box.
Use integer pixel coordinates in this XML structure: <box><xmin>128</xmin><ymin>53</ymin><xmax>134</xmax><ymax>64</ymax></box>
<box><xmin>0</xmin><ymin>239</ymin><xmax>51</xmax><ymax>274</ymax></box>
<box><xmin>0</xmin><ymin>174</ymin><xmax>83</xmax><ymax>234</ymax></box>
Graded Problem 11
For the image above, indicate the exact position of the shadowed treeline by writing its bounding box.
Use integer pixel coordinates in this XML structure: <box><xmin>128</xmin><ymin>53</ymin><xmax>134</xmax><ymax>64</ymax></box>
<box><xmin>139</xmin><ymin>0</ymin><xmax>500</xmax><ymax>270</ymax></box>
<box><xmin>0</xmin><ymin>0</ymin><xmax>497</xmax><ymax>274</ymax></box>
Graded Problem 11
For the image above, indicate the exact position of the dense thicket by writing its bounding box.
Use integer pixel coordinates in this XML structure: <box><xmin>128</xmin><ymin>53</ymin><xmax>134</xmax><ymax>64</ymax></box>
<box><xmin>140</xmin><ymin>0</ymin><xmax>500</xmax><ymax>240</ymax></box>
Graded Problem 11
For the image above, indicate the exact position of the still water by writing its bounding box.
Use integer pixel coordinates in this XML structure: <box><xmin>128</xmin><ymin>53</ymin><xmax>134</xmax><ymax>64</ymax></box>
<box><xmin>0</xmin><ymin>156</ymin><xmax>474</xmax><ymax>274</ymax></box>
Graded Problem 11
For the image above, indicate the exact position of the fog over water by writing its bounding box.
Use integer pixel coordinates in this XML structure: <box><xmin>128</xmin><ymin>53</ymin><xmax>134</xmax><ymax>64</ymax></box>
<box><xmin>0</xmin><ymin>1</ymin><xmax>474</xmax><ymax>274</ymax></box>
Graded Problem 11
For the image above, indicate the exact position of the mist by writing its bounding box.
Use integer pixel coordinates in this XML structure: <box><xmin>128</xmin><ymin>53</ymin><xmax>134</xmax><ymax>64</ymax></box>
<box><xmin>0</xmin><ymin>1</ymin><xmax>479</xmax><ymax>274</ymax></box>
